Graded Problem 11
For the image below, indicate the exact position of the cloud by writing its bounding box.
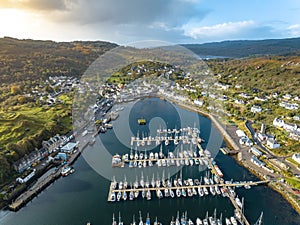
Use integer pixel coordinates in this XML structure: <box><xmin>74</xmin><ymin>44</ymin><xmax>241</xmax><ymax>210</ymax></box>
<box><xmin>286</xmin><ymin>24</ymin><xmax>300</xmax><ymax>37</ymax></box>
<box><xmin>184</xmin><ymin>21</ymin><xmax>256</xmax><ymax>39</ymax></box>
<box><xmin>44</xmin><ymin>0</ymin><xmax>209</xmax><ymax>43</ymax></box>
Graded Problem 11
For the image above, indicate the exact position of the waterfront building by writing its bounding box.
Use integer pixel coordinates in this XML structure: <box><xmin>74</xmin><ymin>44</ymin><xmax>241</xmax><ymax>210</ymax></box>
<box><xmin>61</xmin><ymin>142</ymin><xmax>78</xmax><ymax>153</ymax></box>
<box><xmin>249</xmin><ymin>147</ymin><xmax>263</xmax><ymax>157</ymax></box>
<box><xmin>250</xmin><ymin>156</ymin><xmax>265</xmax><ymax>167</ymax></box>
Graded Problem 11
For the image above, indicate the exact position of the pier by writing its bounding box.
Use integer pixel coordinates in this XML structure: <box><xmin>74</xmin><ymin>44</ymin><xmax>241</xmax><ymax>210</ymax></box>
<box><xmin>198</xmin><ymin>143</ymin><xmax>255</xmax><ymax>225</ymax></box>
<box><xmin>107</xmin><ymin>179</ymin><xmax>269</xmax><ymax>202</ymax></box>
<box><xmin>220</xmin><ymin>147</ymin><xmax>239</xmax><ymax>155</ymax></box>
<box><xmin>8</xmin><ymin>135</ymin><xmax>89</xmax><ymax>211</ymax></box>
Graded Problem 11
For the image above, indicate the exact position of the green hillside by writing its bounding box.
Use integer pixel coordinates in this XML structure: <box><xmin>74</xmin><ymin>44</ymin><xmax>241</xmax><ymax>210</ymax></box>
<box><xmin>208</xmin><ymin>56</ymin><xmax>300</xmax><ymax>95</ymax></box>
<box><xmin>0</xmin><ymin>37</ymin><xmax>117</xmax><ymax>84</ymax></box>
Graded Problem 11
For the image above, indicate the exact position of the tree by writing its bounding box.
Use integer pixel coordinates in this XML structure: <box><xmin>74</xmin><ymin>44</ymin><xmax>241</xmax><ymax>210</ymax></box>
<box><xmin>10</xmin><ymin>85</ymin><xmax>21</xmax><ymax>95</ymax></box>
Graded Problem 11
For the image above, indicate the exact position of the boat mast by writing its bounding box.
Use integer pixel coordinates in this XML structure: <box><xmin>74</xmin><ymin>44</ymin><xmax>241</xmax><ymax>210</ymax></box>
<box><xmin>254</xmin><ymin>212</ymin><xmax>263</xmax><ymax>225</ymax></box>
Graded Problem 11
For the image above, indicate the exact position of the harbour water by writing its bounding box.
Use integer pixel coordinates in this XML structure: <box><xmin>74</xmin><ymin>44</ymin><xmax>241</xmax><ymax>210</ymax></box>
<box><xmin>0</xmin><ymin>98</ymin><xmax>300</xmax><ymax>225</ymax></box>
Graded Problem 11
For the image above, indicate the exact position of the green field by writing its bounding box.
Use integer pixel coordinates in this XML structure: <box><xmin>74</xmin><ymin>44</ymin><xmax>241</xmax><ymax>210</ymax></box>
<box><xmin>285</xmin><ymin>177</ymin><xmax>300</xmax><ymax>189</ymax></box>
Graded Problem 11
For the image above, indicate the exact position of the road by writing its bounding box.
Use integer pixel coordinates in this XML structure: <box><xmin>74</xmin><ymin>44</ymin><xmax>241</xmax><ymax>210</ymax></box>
<box><xmin>245</xmin><ymin>120</ymin><xmax>300</xmax><ymax>176</ymax></box>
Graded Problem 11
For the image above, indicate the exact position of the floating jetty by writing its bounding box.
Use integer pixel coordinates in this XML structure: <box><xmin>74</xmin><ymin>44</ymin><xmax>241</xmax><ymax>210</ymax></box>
<box><xmin>220</xmin><ymin>147</ymin><xmax>239</xmax><ymax>155</ymax></box>
<box><xmin>107</xmin><ymin>175</ymin><xmax>268</xmax><ymax>202</ymax></box>
<box><xmin>138</xmin><ymin>118</ymin><xmax>146</xmax><ymax>125</ymax></box>
<box><xmin>130</xmin><ymin>127</ymin><xmax>203</xmax><ymax>146</ymax></box>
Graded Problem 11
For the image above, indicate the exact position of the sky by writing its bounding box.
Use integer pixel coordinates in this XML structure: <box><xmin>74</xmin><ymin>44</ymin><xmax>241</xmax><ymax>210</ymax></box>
<box><xmin>0</xmin><ymin>0</ymin><xmax>300</xmax><ymax>44</ymax></box>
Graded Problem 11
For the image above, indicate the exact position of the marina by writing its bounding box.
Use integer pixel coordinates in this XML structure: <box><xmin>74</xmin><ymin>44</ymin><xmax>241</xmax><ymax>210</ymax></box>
<box><xmin>1</xmin><ymin>98</ymin><xmax>300</xmax><ymax>225</ymax></box>
<box><xmin>109</xmin><ymin>126</ymin><xmax>268</xmax><ymax>225</ymax></box>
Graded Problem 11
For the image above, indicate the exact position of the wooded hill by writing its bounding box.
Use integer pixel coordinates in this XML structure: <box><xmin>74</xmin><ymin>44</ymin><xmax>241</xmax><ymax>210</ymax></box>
<box><xmin>183</xmin><ymin>37</ymin><xmax>300</xmax><ymax>58</ymax></box>
<box><xmin>207</xmin><ymin>56</ymin><xmax>300</xmax><ymax>95</ymax></box>
<box><xmin>0</xmin><ymin>37</ymin><xmax>117</xmax><ymax>84</ymax></box>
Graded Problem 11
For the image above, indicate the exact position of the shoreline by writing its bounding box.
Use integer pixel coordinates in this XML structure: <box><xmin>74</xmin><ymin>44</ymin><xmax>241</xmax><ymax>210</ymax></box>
<box><xmin>166</xmin><ymin>97</ymin><xmax>300</xmax><ymax>215</ymax></box>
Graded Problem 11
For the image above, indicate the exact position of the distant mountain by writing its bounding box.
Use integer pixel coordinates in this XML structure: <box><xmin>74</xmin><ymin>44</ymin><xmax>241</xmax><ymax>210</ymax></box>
<box><xmin>182</xmin><ymin>37</ymin><xmax>300</xmax><ymax>58</ymax></box>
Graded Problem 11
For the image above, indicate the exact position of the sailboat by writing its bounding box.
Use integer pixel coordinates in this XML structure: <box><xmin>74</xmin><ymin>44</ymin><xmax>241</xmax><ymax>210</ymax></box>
<box><xmin>132</xmin><ymin>215</ymin><xmax>136</xmax><ymax>225</ymax></box>
<box><xmin>112</xmin><ymin>213</ymin><xmax>117</xmax><ymax>225</ymax></box>
<box><xmin>145</xmin><ymin>213</ymin><xmax>150</xmax><ymax>225</ymax></box>
<box><xmin>139</xmin><ymin>211</ymin><xmax>143</xmax><ymax>225</ymax></box>
<box><xmin>118</xmin><ymin>212</ymin><xmax>124</xmax><ymax>225</ymax></box>
<box><xmin>146</xmin><ymin>189</ymin><xmax>151</xmax><ymax>200</ymax></box>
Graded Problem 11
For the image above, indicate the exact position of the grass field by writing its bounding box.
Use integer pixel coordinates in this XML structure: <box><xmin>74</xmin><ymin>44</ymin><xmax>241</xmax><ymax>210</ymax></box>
<box><xmin>0</xmin><ymin>103</ymin><xmax>72</xmax><ymax>153</ymax></box>
<box><xmin>285</xmin><ymin>177</ymin><xmax>300</xmax><ymax>189</ymax></box>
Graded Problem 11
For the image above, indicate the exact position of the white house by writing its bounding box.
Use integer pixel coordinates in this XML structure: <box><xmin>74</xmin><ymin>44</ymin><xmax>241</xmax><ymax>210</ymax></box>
<box><xmin>292</xmin><ymin>153</ymin><xmax>300</xmax><ymax>164</ymax></box>
<box><xmin>239</xmin><ymin>136</ymin><xmax>252</xmax><ymax>146</ymax></box>
<box><xmin>194</xmin><ymin>99</ymin><xmax>204</xmax><ymax>106</ymax></box>
<box><xmin>235</xmin><ymin>99</ymin><xmax>245</xmax><ymax>105</ymax></box>
<box><xmin>283</xmin><ymin>122</ymin><xmax>297</xmax><ymax>132</ymax></box>
<box><xmin>236</xmin><ymin>130</ymin><xmax>246</xmax><ymax>137</ymax></box>
<box><xmin>251</xmin><ymin>105</ymin><xmax>262</xmax><ymax>113</ymax></box>
<box><xmin>283</xmin><ymin>94</ymin><xmax>292</xmax><ymax>100</ymax></box>
<box><xmin>254</xmin><ymin>96</ymin><xmax>268</xmax><ymax>102</ymax></box>
<box><xmin>289</xmin><ymin>131</ymin><xmax>300</xmax><ymax>141</ymax></box>
<box><xmin>293</xmin><ymin>115</ymin><xmax>300</xmax><ymax>121</ymax></box>
<box><xmin>267</xmin><ymin>138</ymin><xmax>280</xmax><ymax>149</ymax></box>
<box><xmin>273</xmin><ymin>118</ymin><xmax>285</xmax><ymax>128</ymax></box>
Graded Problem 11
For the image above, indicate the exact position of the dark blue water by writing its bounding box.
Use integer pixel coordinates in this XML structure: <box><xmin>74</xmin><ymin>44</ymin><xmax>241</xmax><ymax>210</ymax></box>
<box><xmin>0</xmin><ymin>98</ymin><xmax>299</xmax><ymax>225</ymax></box>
